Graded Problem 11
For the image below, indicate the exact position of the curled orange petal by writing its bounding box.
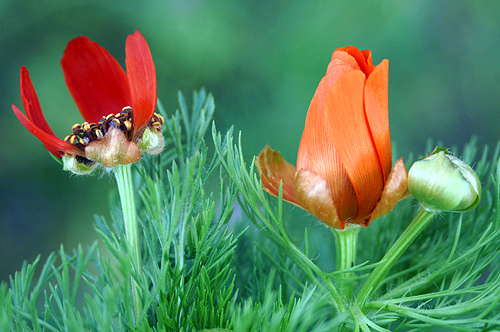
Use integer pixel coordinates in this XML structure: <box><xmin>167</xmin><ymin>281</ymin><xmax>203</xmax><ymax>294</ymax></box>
<box><xmin>255</xmin><ymin>145</ymin><xmax>298</xmax><ymax>205</ymax></box>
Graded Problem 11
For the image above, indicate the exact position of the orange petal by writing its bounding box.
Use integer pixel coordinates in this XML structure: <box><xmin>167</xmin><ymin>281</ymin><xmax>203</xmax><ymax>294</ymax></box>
<box><xmin>365</xmin><ymin>59</ymin><xmax>391</xmax><ymax>182</ymax></box>
<box><xmin>325</xmin><ymin>70</ymin><xmax>384</xmax><ymax>220</ymax></box>
<box><xmin>312</xmin><ymin>63</ymin><xmax>357</xmax><ymax>113</ymax></box>
<box><xmin>362</xmin><ymin>158</ymin><xmax>408</xmax><ymax>226</ymax></box>
<box><xmin>294</xmin><ymin>169</ymin><xmax>343</xmax><ymax>229</ymax></box>
<box><xmin>255</xmin><ymin>145</ymin><xmax>298</xmax><ymax>205</ymax></box>
<box><xmin>297</xmin><ymin>53</ymin><xmax>369</xmax><ymax>220</ymax></box>
<box><xmin>296</xmin><ymin>112</ymin><xmax>358</xmax><ymax>220</ymax></box>
<box><xmin>336</xmin><ymin>47</ymin><xmax>375</xmax><ymax>76</ymax></box>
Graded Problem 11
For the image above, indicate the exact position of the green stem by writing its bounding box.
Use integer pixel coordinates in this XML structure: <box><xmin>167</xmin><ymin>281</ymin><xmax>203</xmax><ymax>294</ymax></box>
<box><xmin>332</xmin><ymin>225</ymin><xmax>360</xmax><ymax>303</ymax></box>
<box><xmin>114</xmin><ymin>164</ymin><xmax>142</xmax><ymax>324</ymax></box>
<box><xmin>356</xmin><ymin>208</ymin><xmax>437</xmax><ymax>307</ymax></box>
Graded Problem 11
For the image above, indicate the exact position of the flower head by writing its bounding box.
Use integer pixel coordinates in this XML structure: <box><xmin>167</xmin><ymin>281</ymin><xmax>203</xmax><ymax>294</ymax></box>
<box><xmin>12</xmin><ymin>31</ymin><xmax>164</xmax><ymax>174</ymax></box>
<box><xmin>256</xmin><ymin>46</ymin><xmax>408</xmax><ymax>229</ymax></box>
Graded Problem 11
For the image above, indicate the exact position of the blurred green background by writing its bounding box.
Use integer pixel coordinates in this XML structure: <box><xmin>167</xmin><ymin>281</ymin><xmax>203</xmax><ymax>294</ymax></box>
<box><xmin>1</xmin><ymin>0</ymin><xmax>499</xmax><ymax>281</ymax></box>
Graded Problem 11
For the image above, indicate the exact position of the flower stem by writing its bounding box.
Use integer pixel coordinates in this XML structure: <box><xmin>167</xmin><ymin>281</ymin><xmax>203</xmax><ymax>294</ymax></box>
<box><xmin>114</xmin><ymin>163</ymin><xmax>142</xmax><ymax>324</ymax></box>
<box><xmin>356</xmin><ymin>208</ymin><xmax>437</xmax><ymax>306</ymax></box>
<box><xmin>332</xmin><ymin>224</ymin><xmax>360</xmax><ymax>302</ymax></box>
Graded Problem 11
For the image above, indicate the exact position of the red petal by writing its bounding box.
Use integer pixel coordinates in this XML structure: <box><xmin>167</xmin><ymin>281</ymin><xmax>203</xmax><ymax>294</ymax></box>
<box><xmin>125</xmin><ymin>31</ymin><xmax>157</xmax><ymax>139</ymax></box>
<box><xmin>294</xmin><ymin>169</ymin><xmax>343</xmax><ymax>229</ymax></box>
<box><xmin>324</xmin><ymin>70</ymin><xmax>384</xmax><ymax>220</ymax></box>
<box><xmin>362</xmin><ymin>158</ymin><xmax>408</xmax><ymax>226</ymax></box>
<box><xmin>62</xmin><ymin>36</ymin><xmax>132</xmax><ymax>123</ymax></box>
<box><xmin>12</xmin><ymin>105</ymin><xmax>84</xmax><ymax>158</ymax></box>
<box><xmin>20</xmin><ymin>66</ymin><xmax>56</xmax><ymax>136</ymax></box>
<box><xmin>365</xmin><ymin>59</ymin><xmax>391</xmax><ymax>182</ymax></box>
<box><xmin>256</xmin><ymin>145</ymin><xmax>298</xmax><ymax>205</ymax></box>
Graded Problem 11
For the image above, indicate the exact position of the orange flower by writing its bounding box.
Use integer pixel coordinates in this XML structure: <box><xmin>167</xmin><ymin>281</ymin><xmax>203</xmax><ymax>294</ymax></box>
<box><xmin>256</xmin><ymin>46</ymin><xmax>408</xmax><ymax>229</ymax></box>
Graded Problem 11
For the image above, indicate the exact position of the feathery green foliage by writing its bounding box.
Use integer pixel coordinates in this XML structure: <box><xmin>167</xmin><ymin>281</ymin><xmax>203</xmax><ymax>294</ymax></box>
<box><xmin>2</xmin><ymin>90</ymin><xmax>500</xmax><ymax>331</ymax></box>
<box><xmin>213</xmin><ymin>125</ymin><xmax>500</xmax><ymax>331</ymax></box>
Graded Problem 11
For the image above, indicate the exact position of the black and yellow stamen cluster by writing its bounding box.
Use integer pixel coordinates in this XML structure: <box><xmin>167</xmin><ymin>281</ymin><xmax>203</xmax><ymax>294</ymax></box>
<box><xmin>63</xmin><ymin>106</ymin><xmax>164</xmax><ymax>165</ymax></box>
<box><xmin>149</xmin><ymin>112</ymin><xmax>165</xmax><ymax>131</ymax></box>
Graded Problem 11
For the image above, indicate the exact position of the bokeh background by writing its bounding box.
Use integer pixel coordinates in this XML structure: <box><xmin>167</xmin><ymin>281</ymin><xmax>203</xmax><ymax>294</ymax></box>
<box><xmin>1</xmin><ymin>0</ymin><xmax>499</xmax><ymax>281</ymax></box>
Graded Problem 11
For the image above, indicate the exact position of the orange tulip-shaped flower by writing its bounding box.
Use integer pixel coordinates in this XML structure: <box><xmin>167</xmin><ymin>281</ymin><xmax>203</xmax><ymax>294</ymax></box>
<box><xmin>256</xmin><ymin>46</ymin><xmax>408</xmax><ymax>229</ymax></box>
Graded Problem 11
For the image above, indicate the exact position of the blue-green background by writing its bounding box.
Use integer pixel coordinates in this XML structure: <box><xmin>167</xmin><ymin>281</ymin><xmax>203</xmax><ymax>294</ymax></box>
<box><xmin>1</xmin><ymin>0</ymin><xmax>499</xmax><ymax>280</ymax></box>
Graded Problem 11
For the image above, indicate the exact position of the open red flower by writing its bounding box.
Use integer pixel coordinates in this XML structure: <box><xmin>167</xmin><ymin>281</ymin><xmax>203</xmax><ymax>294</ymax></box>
<box><xmin>12</xmin><ymin>30</ymin><xmax>164</xmax><ymax>172</ymax></box>
<box><xmin>256</xmin><ymin>46</ymin><xmax>408</xmax><ymax>229</ymax></box>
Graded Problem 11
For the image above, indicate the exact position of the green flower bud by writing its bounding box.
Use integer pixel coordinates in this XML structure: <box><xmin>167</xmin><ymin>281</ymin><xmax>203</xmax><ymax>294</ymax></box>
<box><xmin>138</xmin><ymin>127</ymin><xmax>165</xmax><ymax>155</ymax></box>
<box><xmin>408</xmin><ymin>149</ymin><xmax>481</xmax><ymax>212</ymax></box>
<box><xmin>62</xmin><ymin>154</ymin><xmax>97</xmax><ymax>175</ymax></box>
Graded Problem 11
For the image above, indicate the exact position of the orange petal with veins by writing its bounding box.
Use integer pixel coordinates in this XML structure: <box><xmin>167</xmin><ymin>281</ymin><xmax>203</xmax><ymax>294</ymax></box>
<box><xmin>324</xmin><ymin>70</ymin><xmax>384</xmax><ymax>220</ymax></box>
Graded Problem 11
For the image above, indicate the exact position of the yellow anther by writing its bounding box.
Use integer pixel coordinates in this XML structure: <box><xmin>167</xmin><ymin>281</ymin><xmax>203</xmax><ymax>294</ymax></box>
<box><xmin>154</xmin><ymin>113</ymin><xmax>165</xmax><ymax>124</ymax></box>
<box><xmin>124</xmin><ymin>120</ymin><xmax>132</xmax><ymax>131</ymax></box>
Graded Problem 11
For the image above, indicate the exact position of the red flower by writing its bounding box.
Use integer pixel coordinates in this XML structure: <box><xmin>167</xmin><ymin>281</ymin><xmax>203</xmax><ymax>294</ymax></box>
<box><xmin>256</xmin><ymin>46</ymin><xmax>408</xmax><ymax>229</ymax></box>
<box><xmin>12</xmin><ymin>30</ymin><xmax>163</xmax><ymax>170</ymax></box>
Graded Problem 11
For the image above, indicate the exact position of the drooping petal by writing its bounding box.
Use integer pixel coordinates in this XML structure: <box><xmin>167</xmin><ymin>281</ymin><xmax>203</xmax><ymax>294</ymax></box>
<box><xmin>12</xmin><ymin>105</ymin><xmax>84</xmax><ymax>158</ymax></box>
<box><xmin>256</xmin><ymin>145</ymin><xmax>298</xmax><ymax>205</ymax></box>
<box><xmin>362</xmin><ymin>158</ymin><xmax>408</xmax><ymax>226</ymax></box>
<box><xmin>125</xmin><ymin>30</ymin><xmax>157</xmax><ymax>139</ymax></box>
<box><xmin>324</xmin><ymin>70</ymin><xmax>384</xmax><ymax>220</ymax></box>
<box><xmin>365</xmin><ymin>59</ymin><xmax>391</xmax><ymax>182</ymax></box>
<box><xmin>294</xmin><ymin>169</ymin><xmax>343</xmax><ymax>229</ymax></box>
<box><xmin>20</xmin><ymin>66</ymin><xmax>55</xmax><ymax>136</ymax></box>
<box><xmin>62</xmin><ymin>36</ymin><xmax>132</xmax><ymax>123</ymax></box>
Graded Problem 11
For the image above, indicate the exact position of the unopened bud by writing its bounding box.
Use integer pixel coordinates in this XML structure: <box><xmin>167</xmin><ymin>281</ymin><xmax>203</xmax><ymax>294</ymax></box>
<box><xmin>408</xmin><ymin>149</ymin><xmax>481</xmax><ymax>212</ymax></box>
<box><xmin>62</xmin><ymin>154</ymin><xmax>97</xmax><ymax>175</ymax></box>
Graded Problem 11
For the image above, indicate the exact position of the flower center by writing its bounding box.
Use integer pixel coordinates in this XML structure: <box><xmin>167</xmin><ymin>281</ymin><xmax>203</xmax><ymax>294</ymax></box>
<box><xmin>64</xmin><ymin>106</ymin><xmax>134</xmax><ymax>150</ymax></box>
<box><xmin>63</xmin><ymin>106</ymin><xmax>164</xmax><ymax>165</ymax></box>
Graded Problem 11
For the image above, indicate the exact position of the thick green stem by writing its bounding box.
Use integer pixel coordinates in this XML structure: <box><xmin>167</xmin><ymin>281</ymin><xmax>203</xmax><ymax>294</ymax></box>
<box><xmin>332</xmin><ymin>224</ymin><xmax>360</xmax><ymax>302</ymax></box>
<box><xmin>356</xmin><ymin>208</ymin><xmax>437</xmax><ymax>306</ymax></box>
<box><xmin>115</xmin><ymin>164</ymin><xmax>142</xmax><ymax>324</ymax></box>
